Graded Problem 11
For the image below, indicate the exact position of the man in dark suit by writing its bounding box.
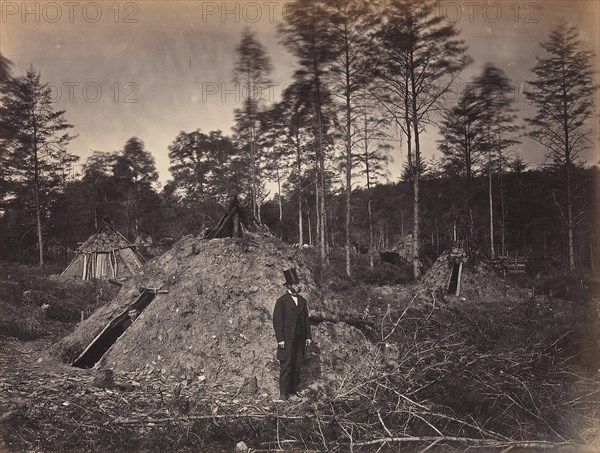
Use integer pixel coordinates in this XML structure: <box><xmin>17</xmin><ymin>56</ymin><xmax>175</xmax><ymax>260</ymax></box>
<box><xmin>273</xmin><ymin>268</ymin><xmax>312</xmax><ymax>401</ymax></box>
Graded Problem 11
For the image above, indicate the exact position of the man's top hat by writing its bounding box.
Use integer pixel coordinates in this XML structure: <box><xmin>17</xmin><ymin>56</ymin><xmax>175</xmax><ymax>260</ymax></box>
<box><xmin>283</xmin><ymin>268</ymin><xmax>300</xmax><ymax>286</ymax></box>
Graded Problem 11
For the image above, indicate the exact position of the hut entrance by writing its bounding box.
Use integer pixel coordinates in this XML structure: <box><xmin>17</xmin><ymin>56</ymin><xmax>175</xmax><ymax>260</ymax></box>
<box><xmin>447</xmin><ymin>262</ymin><xmax>463</xmax><ymax>296</ymax></box>
<box><xmin>72</xmin><ymin>288</ymin><xmax>159</xmax><ymax>368</ymax></box>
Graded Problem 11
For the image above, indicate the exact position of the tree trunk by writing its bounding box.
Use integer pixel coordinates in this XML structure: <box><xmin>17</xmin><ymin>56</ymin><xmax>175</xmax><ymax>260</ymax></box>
<box><xmin>296</xmin><ymin>144</ymin><xmax>303</xmax><ymax>245</ymax></box>
<box><xmin>314</xmin><ymin>60</ymin><xmax>327</xmax><ymax>266</ymax></box>
<box><xmin>562</xmin><ymin>66</ymin><xmax>575</xmax><ymax>271</ymax></box>
<box><xmin>400</xmin><ymin>211</ymin><xmax>404</xmax><ymax>238</ymax></box>
<box><xmin>412</xmin><ymin>172</ymin><xmax>420</xmax><ymax>277</ymax></box>
<box><xmin>247</xmin><ymin>66</ymin><xmax>258</xmax><ymax>220</ymax></box>
<box><xmin>277</xmin><ymin>166</ymin><xmax>283</xmax><ymax>240</ymax></box>
<box><xmin>500</xmin><ymin>153</ymin><xmax>506</xmax><ymax>256</ymax></box>
<box><xmin>595</xmin><ymin>165</ymin><xmax>600</xmax><ymax>272</ymax></box>
<box><xmin>314</xmin><ymin>171</ymin><xmax>320</xmax><ymax>249</ymax></box>
<box><xmin>543</xmin><ymin>231</ymin><xmax>547</xmax><ymax>260</ymax></box>
<box><xmin>467</xmin><ymin>152</ymin><xmax>474</xmax><ymax>240</ymax></box>
<box><xmin>488</xmin><ymin>145</ymin><xmax>495</xmax><ymax>259</ymax></box>
<box><xmin>307</xmin><ymin>204</ymin><xmax>312</xmax><ymax>246</ymax></box>
<box><xmin>566</xmin><ymin>164</ymin><xmax>575</xmax><ymax>270</ymax></box>
<box><xmin>343</xmin><ymin>31</ymin><xmax>352</xmax><ymax>277</ymax></box>
<box><xmin>435</xmin><ymin>217</ymin><xmax>440</xmax><ymax>255</ymax></box>
<box><xmin>364</xmin><ymin>115</ymin><xmax>374</xmax><ymax>268</ymax></box>
<box><xmin>410</xmin><ymin>49</ymin><xmax>421</xmax><ymax>278</ymax></box>
<box><xmin>325</xmin><ymin>196</ymin><xmax>331</xmax><ymax>263</ymax></box>
<box><xmin>34</xmin><ymin>146</ymin><xmax>44</xmax><ymax>266</ymax></box>
<box><xmin>384</xmin><ymin>221</ymin><xmax>388</xmax><ymax>250</ymax></box>
<box><xmin>344</xmin><ymin>150</ymin><xmax>351</xmax><ymax>274</ymax></box>
<box><xmin>368</xmin><ymin>199</ymin><xmax>374</xmax><ymax>268</ymax></box>
<box><xmin>257</xmin><ymin>200</ymin><xmax>262</xmax><ymax>224</ymax></box>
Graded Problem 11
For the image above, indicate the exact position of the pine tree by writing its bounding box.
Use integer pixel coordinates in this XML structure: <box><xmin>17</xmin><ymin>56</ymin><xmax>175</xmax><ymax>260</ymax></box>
<box><xmin>231</xmin><ymin>29</ymin><xmax>273</xmax><ymax>221</ymax></box>
<box><xmin>81</xmin><ymin>151</ymin><xmax>122</xmax><ymax>230</ymax></box>
<box><xmin>0</xmin><ymin>66</ymin><xmax>77</xmax><ymax>265</ymax></box>
<box><xmin>525</xmin><ymin>23</ymin><xmax>598</xmax><ymax>270</ymax></box>
<box><xmin>438</xmin><ymin>86</ymin><xmax>484</xmax><ymax>238</ymax></box>
<box><xmin>279</xmin><ymin>0</ymin><xmax>337</xmax><ymax>266</ymax></box>
<box><xmin>112</xmin><ymin>137</ymin><xmax>159</xmax><ymax>238</ymax></box>
<box><xmin>473</xmin><ymin>64</ymin><xmax>519</xmax><ymax>258</ymax></box>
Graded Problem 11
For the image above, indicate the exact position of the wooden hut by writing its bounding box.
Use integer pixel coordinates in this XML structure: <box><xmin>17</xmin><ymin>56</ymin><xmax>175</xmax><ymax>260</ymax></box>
<box><xmin>60</xmin><ymin>223</ymin><xmax>145</xmax><ymax>281</ymax></box>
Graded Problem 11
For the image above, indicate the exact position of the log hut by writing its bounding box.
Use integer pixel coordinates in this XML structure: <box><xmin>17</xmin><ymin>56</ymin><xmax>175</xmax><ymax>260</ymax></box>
<box><xmin>60</xmin><ymin>222</ymin><xmax>145</xmax><ymax>281</ymax></box>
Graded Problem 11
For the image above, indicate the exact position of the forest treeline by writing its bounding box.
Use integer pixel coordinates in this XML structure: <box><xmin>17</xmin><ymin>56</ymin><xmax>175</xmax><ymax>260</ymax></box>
<box><xmin>0</xmin><ymin>0</ymin><xmax>598</xmax><ymax>275</ymax></box>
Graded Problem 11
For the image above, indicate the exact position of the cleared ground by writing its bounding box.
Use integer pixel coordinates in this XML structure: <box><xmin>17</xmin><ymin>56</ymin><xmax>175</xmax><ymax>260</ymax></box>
<box><xmin>0</xmin><ymin>250</ymin><xmax>598</xmax><ymax>452</ymax></box>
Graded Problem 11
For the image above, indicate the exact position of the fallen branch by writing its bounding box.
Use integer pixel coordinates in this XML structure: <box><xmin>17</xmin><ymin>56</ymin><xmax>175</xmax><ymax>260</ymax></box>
<box><xmin>354</xmin><ymin>436</ymin><xmax>574</xmax><ymax>449</ymax></box>
<box><xmin>113</xmin><ymin>413</ymin><xmax>313</xmax><ymax>425</ymax></box>
<box><xmin>310</xmin><ymin>313</ymin><xmax>375</xmax><ymax>329</ymax></box>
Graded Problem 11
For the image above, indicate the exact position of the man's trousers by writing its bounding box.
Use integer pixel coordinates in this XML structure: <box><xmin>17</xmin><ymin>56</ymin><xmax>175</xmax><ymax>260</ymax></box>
<box><xmin>279</xmin><ymin>339</ymin><xmax>305</xmax><ymax>396</ymax></box>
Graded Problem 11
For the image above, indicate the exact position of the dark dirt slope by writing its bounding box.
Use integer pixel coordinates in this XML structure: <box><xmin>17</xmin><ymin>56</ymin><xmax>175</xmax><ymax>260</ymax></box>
<box><xmin>54</xmin><ymin>233</ymin><xmax>373</xmax><ymax>395</ymax></box>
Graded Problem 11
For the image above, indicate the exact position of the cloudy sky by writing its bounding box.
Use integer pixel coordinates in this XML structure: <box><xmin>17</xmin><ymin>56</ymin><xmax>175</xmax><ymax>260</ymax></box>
<box><xmin>1</xmin><ymin>0</ymin><xmax>599</xmax><ymax>186</ymax></box>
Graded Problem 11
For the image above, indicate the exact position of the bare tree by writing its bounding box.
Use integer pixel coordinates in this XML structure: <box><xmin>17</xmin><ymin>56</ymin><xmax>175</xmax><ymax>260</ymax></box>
<box><xmin>326</xmin><ymin>0</ymin><xmax>374</xmax><ymax>275</ymax></box>
<box><xmin>375</xmin><ymin>0</ymin><xmax>471</xmax><ymax>277</ymax></box>
<box><xmin>355</xmin><ymin>108</ymin><xmax>392</xmax><ymax>267</ymax></box>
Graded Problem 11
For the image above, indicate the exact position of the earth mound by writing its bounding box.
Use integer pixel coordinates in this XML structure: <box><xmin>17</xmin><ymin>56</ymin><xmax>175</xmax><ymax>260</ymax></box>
<box><xmin>54</xmin><ymin>233</ymin><xmax>373</xmax><ymax>395</ymax></box>
<box><xmin>420</xmin><ymin>245</ymin><xmax>516</xmax><ymax>300</ymax></box>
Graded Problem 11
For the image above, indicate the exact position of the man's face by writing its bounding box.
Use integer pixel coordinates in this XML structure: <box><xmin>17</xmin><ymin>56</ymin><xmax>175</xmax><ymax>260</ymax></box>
<box><xmin>288</xmin><ymin>283</ymin><xmax>302</xmax><ymax>294</ymax></box>
<box><xmin>128</xmin><ymin>310</ymin><xmax>138</xmax><ymax>320</ymax></box>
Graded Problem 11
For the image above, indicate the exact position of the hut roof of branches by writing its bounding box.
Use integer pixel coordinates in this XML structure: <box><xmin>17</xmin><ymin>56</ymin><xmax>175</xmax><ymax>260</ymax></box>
<box><xmin>420</xmin><ymin>242</ymin><xmax>511</xmax><ymax>300</ymax></box>
<box><xmin>59</xmin><ymin>223</ymin><xmax>145</xmax><ymax>281</ymax></box>
<box><xmin>79</xmin><ymin>223</ymin><xmax>133</xmax><ymax>252</ymax></box>
<box><xmin>54</xmin><ymin>232</ymin><xmax>373</xmax><ymax>396</ymax></box>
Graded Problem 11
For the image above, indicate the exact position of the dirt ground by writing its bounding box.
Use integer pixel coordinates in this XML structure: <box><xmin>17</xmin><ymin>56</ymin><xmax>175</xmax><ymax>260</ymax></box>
<box><xmin>1</xmin><ymin>247</ymin><xmax>599</xmax><ymax>452</ymax></box>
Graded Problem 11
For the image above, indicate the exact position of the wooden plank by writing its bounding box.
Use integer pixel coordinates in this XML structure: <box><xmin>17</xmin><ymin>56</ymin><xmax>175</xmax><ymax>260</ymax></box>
<box><xmin>108</xmin><ymin>252</ymin><xmax>115</xmax><ymax>278</ymax></box>
<box><xmin>112</xmin><ymin>250</ymin><xmax>118</xmax><ymax>277</ymax></box>
<box><xmin>456</xmin><ymin>261</ymin><xmax>463</xmax><ymax>296</ymax></box>
<box><xmin>71</xmin><ymin>309</ymin><xmax>128</xmax><ymax>367</ymax></box>
<box><xmin>82</xmin><ymin>255</ymin><xmax>87</xmax><ymax>280</ymax></box>
<box><xmin>97</xmin><ymin>254</ymin><xmax>103</xmax><ymax>278</ymax></box>
<box><xmin>72</xmin><ymin>289</ymin><xmax>152</xmax><ymax>367</ymax></box>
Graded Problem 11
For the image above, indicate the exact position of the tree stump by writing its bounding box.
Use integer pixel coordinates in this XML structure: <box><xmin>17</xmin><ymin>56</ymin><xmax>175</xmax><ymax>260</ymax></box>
<box><xmin>204</xmin><ymin>195</ymin><xmax>268</xmax><ymax>239</ymax></box>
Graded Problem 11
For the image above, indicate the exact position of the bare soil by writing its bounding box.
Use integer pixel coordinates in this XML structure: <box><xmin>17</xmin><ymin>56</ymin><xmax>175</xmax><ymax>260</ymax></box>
<box><xmin>1</xmin><ymin>244</ymin><xmax>599</xmax><ymax>452</ymax></box>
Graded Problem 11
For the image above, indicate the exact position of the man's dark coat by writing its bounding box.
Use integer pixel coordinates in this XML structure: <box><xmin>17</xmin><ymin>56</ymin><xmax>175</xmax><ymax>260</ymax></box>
<box><xmin>273</xmin><ymin>293</ymin><xmax>312</xmax><ymax>361</ymax></box>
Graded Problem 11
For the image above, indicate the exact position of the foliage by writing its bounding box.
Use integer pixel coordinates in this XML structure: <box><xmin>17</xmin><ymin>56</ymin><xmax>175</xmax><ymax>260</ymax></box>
<box><xmin>374</xmin><ymin>0</ymin><xmax>472</xmax><ymax>277</ymax></box>
<box><xmin>525</xmin><ymin>23</ymin><xmax>598</xmax><ymax>270</ymax></box>
<box><xmin>0</xmin><ymin>66</ymin><xmax>78</xmax><ymax>265</ymax></box>
<box><xmin>231</xmin><ymin>29</ymin><xmax>273</xmax><ymax>218</ymax></box>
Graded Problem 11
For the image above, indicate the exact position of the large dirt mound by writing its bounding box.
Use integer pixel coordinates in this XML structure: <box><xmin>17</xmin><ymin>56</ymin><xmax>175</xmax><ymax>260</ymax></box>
<box><xmin>54</xmin><ymin>233</ymin><xmax>373</xmax><ymax>395</ymax></box>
